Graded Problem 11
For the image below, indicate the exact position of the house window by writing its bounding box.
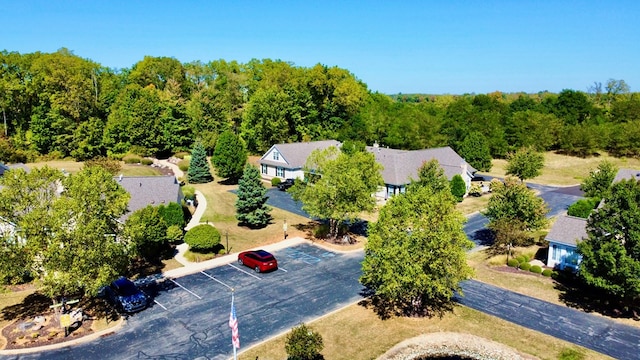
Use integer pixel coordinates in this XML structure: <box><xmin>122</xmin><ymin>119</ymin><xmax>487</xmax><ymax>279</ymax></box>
<box><xmin>273</xmin><ymin>151</ymin><xmax>279</xmax><ymax>161</ymax></box>
<box><xmin>276</xmin><ymin>167</ymin><xmax>284</xmax><ymax>177</ymax></box>
<box><xmin>261</xmin><ymin>164</ymin><xmax>267</xmax><ymax>174</ymax></box>
<box><xmin>552</xmin><ymin>245</ymin><xmax>559</xmax><ymax>261</ymax></box>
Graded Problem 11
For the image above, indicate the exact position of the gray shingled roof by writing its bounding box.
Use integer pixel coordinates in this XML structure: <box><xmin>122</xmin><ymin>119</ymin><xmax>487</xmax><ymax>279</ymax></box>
<box><xmin>116</xmin><ymin>176</ymin><xmax>183</xmax><ymax>221</ymax></box>
<box><xmin>260</xmin><ymin>140</ymin><xmax>341</xmax><ymax>168</ymax></box>
<box><xmin>365</xmin><ymin>146</ymin><xmax>476</xmax><ymax>185</ymax></box>
<box><xmin>613</xmin><ymin>168</ymin><xmax>640</xmax><ymax>183</ymax></box>
<box><xmin>545</xmin><ymin>215</ymin><xmax>588</xmax><ymax>246</ymax></box>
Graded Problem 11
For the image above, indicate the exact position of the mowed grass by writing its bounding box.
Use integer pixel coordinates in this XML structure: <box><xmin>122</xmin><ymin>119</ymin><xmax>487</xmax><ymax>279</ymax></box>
<box><xmin>484</xmin><ymin>151</ymin><xmax>640</xmax><ymax>186</ymax></box>
<box><xmin>238</xmin><ymin>303</ymin><xmax>610</xmax><ymax>360</ymax></box>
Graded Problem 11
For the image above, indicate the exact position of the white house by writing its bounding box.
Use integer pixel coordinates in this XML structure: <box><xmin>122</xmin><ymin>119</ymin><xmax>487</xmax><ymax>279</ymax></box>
<box><xmin>545</xmin><ymin>215</ymin><xmax>587</xmax><ymax>271</ymax></box>
<box><xmin>258</xmin><ymin>140</ymin><xmax>476</xmax><ymax>200</ymax></box>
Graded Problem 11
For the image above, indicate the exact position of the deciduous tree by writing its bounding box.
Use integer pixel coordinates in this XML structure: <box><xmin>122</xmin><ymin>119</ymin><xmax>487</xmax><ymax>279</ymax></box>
<box><xmin>408</xmin><ymin>159</ymin><xmax>450</xmax><ymax>194</ymax></box>
<box><xmin>578</xmin><ymin>179</ymin><xmax>640</xmax><ymax>312</ymax></box>
<box><xmin>360</xmin><ymin>185</ymin><xmax>474</xmax><ymax>318</ymax></box>
<box><xmin>581</xmin><ymin>160</ymin><xmax>618</xmax><ymax>198</ymax></box>
<box><xmin>285</xmin><ymin>323</ymin><xmax>324</xmax><ymax>360</ymax></box>
<box><xmin>235</xmin><ymin>164</ymin><xmax>271</xmax><ymax>228</ymax></box>
<box><xmin>506</xmin><ymin>147</ymin><xmax>544</xmax><ymax>182</ymax></box>
<box><xmin>124</xmin><ymin>205</ymin><xmax>169</xmax><ymax>263</ymax></box>
<box><xmin>291</xmin><ymin>146</ymin><xmax>383</xmax><ymax>240</ymax></box>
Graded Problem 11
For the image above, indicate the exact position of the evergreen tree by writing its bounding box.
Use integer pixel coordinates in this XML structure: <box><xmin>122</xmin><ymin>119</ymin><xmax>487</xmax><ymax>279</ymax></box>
<box><xmin>187</xmin><ymin>142</ymin><xmax>213</xmax><ymax>184</ymax></box>
<box><xmin>212</xmin><ymin>130</ymin><xmax>248</xmax><ymax>182</ymax></box>
<box><xmin>235</xmin><ymin>164</ymin><xmax>272</xmax><ymax>228</ymax></box>
<box><xmin>450</xmin><ymin>174</ymin><xmax>467</xmax><ymax>202</ymax></box>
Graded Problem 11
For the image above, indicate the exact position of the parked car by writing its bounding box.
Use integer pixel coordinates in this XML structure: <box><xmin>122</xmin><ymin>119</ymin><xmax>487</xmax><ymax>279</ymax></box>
<box><xmin>277</xmin><ymin>178</ymin><xmax>295</xmax><ymax>191</ymax></box>
<box><xmin>238</xmin><ymin>250</ymin><xmax>278</xmax><ymax>273</ymax></box>
<box><xmin>101</xmin><ymin>277</ymin><xmax>149</xmax><ymax>313</ymax></box>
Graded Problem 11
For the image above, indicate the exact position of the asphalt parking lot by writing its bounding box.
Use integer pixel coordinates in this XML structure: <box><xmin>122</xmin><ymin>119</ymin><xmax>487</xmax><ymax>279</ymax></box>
<box><xmin>9</xmin><ymin>244</ymin><xmax>363</xmax><ymax>360</ymax></box>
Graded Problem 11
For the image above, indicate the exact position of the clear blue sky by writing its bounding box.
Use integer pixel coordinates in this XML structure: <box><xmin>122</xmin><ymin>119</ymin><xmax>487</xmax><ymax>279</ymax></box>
<box><xmin>2</xmin><ymin>1</ymin><xmax>639</xmax><ymax>94</ymax></box>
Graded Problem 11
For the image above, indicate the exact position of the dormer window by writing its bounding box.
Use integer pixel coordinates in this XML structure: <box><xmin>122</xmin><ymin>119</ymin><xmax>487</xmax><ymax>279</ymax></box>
<box><xmin>273</xmin><ymin>151</ymin><xmax>279</xmax><ymax>160</ymax></box>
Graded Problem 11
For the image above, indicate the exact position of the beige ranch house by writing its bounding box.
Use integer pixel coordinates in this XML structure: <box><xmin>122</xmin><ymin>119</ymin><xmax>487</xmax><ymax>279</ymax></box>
<box><xmin>259</xmin><ymin>140</ymin><xmax>476</xmax><ymax>200</ymax></box>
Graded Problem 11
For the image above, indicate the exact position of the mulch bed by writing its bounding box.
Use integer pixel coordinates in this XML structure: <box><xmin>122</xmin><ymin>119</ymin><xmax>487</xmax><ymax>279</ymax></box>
<box><xmin>1</xmin><ymin>310</ymin><xmax>95</xmax><ymax>350</ymax></box>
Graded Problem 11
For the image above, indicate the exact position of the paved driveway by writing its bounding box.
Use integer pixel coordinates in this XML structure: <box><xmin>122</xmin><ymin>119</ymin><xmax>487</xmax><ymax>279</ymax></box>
<box><xmin>7</xmin><ymin>245</ymin><xmax>363</xmax><ymax>360</ymax></box>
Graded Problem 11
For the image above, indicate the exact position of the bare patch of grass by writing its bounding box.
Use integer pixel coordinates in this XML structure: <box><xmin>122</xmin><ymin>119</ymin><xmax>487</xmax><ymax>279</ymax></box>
<box><xmin>456</xmin><ymin>194</ymin><xmax>490</xmax><ymax>215</ymax></box>
<box><xmin>238</xmin><ymin>303</ymin><xmax>610</xmax><ymax>360</ymax></box>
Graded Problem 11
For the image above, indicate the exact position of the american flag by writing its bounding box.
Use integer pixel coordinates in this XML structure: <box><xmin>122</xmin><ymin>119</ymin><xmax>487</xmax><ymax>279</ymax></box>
<box><xmin>229</xmin><ymin>296</ymin><xmax>240</xmax><ymax>349</ymax></box>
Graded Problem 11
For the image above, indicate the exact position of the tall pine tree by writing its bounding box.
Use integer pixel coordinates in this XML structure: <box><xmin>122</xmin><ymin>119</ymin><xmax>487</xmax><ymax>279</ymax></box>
<box><xmin>187</xmin><ymin>142</ymin><xmax>213</xmax><ymax>184</ymax></box>
<box><xmin>235</xmin><ymin>164</ymin><xmax>271</xmax><ymax>228</ymax></box>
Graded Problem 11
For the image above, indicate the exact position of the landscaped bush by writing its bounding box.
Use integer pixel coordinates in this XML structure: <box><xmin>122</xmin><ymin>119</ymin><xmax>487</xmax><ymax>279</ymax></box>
<box><xmin>285</xmin><ymin>323</ymin><xmax>324</xmax><ymax>360</ymax></box>
<box><xmin>123</xmin><ymin>155</ymin><xmax>141</xmax><ymax>164</ymax></box>
<box><xmin>558</xmin><ymin>348</ymin><xmax>585</xmax><ymax>360</ymax></box>
<box><xmin>141</xmin><ymin>158</ymin><xmax>154</xmax><ymax>165</ymax></box>
<box><xmin>174</xmin><ymin>151</ymin><xmax>190</xmax><ymax>159</ymax></box>
<box><xmin>507</xmin><ymin>259</ymin><xmax>520</xmax><ymax>268</ymax></box>
<box><xmin>158</xmin><ymin>202</ymin><xmax>186</xmax><ymax>228</ymax></box>
<box><xmin>519</xmin><ymin>262</ymin><xmax>531</xmax><ymax>271</ymax></box>
<box><xmin>184</xmin><ymin>224</ymin><xmax>221</xmax><ymax>252</ymax></box>
<box><xmin>468</xmin><ymin>182</ymin><xmax>482</xmax><ymax>197</ymax></box>
<box><xmin>530</xmin><ymin>265</ymin><xmax>543</xmax><ymax>274</ymax></box>
<box><xmin>271</xmin><ymin>177</ymin><xmax>282</xmax><ymax>187</ymax></box>
<box><xmin>515</xmin><ymin>255</ymin><xmax>526</xmax><ymax>264</ymax></box>
<box><xmin>567</xmin><ymin>197</ymin><xmax>600</xmax><ymax>218</ymax></box>
<box><xmin>182</xmin><ymin>185</ymin><xmax>196</xmax><ymax>201</ymax></box>
<box><xmin>542</xmin><ymin>269</ymin><xmax>553</xmax><ymax>277</ymax></box>
<box><xmin>178</xmin><ymin>160</ymin><xmax>190</xmax><ymax>172</ymax></box>
<box><xmin>523</xmin><ymin>254</ymin><xmax>531</xmax><ymax>262</ymax></box>
<box><xmin>166</xmin><ymin>225</ymin><xmax>184</xmax><ymax>243</ymax></box>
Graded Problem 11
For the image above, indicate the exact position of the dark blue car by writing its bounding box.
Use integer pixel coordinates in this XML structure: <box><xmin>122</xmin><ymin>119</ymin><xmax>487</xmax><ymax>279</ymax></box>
<box><xmin>102</xmin><ymin>277</ymin><xmax>149</xmax><ymax>313</ymax></box>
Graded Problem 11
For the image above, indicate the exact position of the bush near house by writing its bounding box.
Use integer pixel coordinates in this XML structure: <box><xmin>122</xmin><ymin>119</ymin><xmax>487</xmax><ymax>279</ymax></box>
<box><xmin>542</xmin><ymin>269</ymin><xmax>553</xmax><ymax>277</ymax></box>
<box><xmin>124</xmin><ymin>155</ymin><xmax>142</xmax><ymax>164</ymax></box>
<box><xmin>507</xmin><ymin>259</ymin><xmax>519</xmax><ymax>268</ymax></box>
<box><xmin>141</xmin><ymin>158</ymin><xmax>153</xmax><ymax>165</ymax></box>
<box><xmin>519</xmin><ymin>262</ymin><xmax>531</xmax><ymax>271</ymax></box>
<box><xmin>178</xmin><ymin>160</ymin><xmax>189</xmax><ymax>172</ymax></box>
<box><xmin>530</xmin><ymin>265</ymin><xmax>543</xmax><ymax>274</ymax></box>
<box><xmin>271</xmin><ymin>177</ymin><xmax>282</xmax><ymax>187</ymax></box>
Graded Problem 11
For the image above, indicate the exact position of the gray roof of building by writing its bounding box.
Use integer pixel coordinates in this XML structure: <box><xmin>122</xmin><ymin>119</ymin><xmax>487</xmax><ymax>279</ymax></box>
<box><xmin>613</xmin><ymin>168</ymin><xmax>640</xmax><ymax>183</ymax></box>
<box><xmin>260</xmin><ymin>140</ymin><xmax>341</xmax><ymax>168</ymax></box>
<box><xmin>116</xmin><ymin>175</ymin><xmax>182</xmax><ymax>221</ymax></box>
<box><xmin>545</xmin><ymin>215</ymin><xmax>588</xmax><ymax>247</ymax></box>
<box><xmin>365</xmin><ymin>146</ymin><xmax>477</xmax><ymax>185</ymax></box>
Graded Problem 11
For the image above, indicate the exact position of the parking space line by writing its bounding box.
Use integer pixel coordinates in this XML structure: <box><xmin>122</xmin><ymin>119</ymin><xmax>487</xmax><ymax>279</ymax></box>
<box><xmin>278</xmin><ymin>267</ymin><xmax>288</xmax><ymax>272</ymax></box>
<box><xmin>200</xmin><ymin>271</ymin><xmax>234</xmax><ymax>290</ymax></box>
<box><xmin>228</xmin><ymin>264</ymin><xmax>262</xmax><ymax>279</ymax></box>
<box><xmin>168</xmin><ymin>279</ymin><xmax>202</xmax><ymax>299</ymax></box>
<box><xmin>153</xmin><ymin>299</ymin><xmax>167</xmax><ymax>311</ymax></box>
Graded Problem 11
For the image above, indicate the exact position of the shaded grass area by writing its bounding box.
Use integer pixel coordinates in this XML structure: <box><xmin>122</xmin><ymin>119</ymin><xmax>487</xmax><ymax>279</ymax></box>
<box><xmin>485</xmin><ymin>151</ymin><xmax>640</xmax><ymax>186</ymax></box>
<box><xmin>238</xmin><ymin>303</ymin><xmax>610</xmax><ymax>360</ymax></box>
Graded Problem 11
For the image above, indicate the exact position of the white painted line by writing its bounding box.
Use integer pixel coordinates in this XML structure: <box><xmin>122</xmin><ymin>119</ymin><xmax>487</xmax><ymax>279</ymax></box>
<box><xmin>169</xmin><ymin>279</ymin><xmax>202</xmax><ymax>299</ymax></box>
<box><xmin>200</xmin><ymin>271</ymin><xmax>234</xmax><ymax>291</ymax></box>
<box><xmin>278</xmin><ymin>267</ymin><xmax>288</xmax><ymax>272</ymax></box>
<box><xmin>228</xmin><ymin>263</ymin><xmax>262</xmax><ymax>280</ymax></box>
<box><xmin>153</xmin><ymin>299</ymin><xmax>167</xmax><ymax>311</ymax></box>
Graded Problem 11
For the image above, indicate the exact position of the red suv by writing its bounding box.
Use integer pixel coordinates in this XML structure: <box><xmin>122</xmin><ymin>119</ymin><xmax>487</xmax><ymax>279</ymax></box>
<box><xmin>238</xmin><ymin>250</ymin><xmax>278</xmax><ymax>273</ymax></box>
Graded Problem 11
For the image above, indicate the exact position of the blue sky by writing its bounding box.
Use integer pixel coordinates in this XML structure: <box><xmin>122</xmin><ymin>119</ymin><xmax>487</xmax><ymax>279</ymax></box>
<box><xmin>2</xmin><ymin>1</ymin><xmax>639</xmax><ymax>94</ymax></box>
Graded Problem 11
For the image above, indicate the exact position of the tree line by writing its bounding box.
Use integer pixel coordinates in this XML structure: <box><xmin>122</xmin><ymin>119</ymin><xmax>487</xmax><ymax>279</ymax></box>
<box><xmin>2</xmin><ymin>48</ymin><xmax>639</xmax><ymax>168</ymax></box>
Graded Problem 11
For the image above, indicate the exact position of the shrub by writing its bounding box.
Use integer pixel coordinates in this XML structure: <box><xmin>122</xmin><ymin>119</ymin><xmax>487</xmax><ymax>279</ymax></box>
<box><xmin>158</xmin><ymin>202</ymin><xmax>186</xmax><ymax>228</ymax></box>
<box><xmin>166</xmin><ymin>225</ymin><xmax>184</xmax><ymax>243</ymax></box>
<box><xmin>558</xmin><ymin>348</ymin><xmax>585</xmax><ymax>360</ymax></box>
<box><xmin>519</xmin><ymin>262</ymin><xmax>531</xmax><ymax>271</ymax></box>
<box><xmin>184</xmin><ymin>224</ymin><xmax>221</xmax><ymax>251</ymax></box>
<box><xmin>123</xmin><ymin>155</ymin><xmax>141</xmax><ymax>164</ymax></box>
<box><xmin>141</xmin><ymin>158</ymin><xmax>154</xmax><ymax>165</ymax></box>
<box><xmin>567</xmin><ymin>197</ymin><xmax>600</xmax><ymax>218</ymax></box>
<box><xmin>174</xmin><ymin>151</ymin><xmax>190</xmax><ymax>159</ymax></box>
<box><xmin>542</xmin><ymin>269</ymin><xmax>553</xmax><ymax>277</ymax></box>
<box><xmin>178</xmin><ymin>160</ymin><xmax>190</xmax><ymax>172</ymax></box>
<box><xmin>507</xmin><ymin>259</ymin><xmax>519</xmax><ymax>268</ymax></box>
<box><xmin>523</xmin><ymin>254</ymin><xmax>531</xmax><ymax>262</ymax></box>
<box><xmin>450</xmin><ymin>174</ymin><xmax>467</xmax><ymax>202</ymax></box>
<box><xmin>515</xmin><ymin>255</ymin><xmax>526</xmax><ymax>264</ymax></box>
<box><xmin>285</xmin><ymin>323</ymin><xmax>324</xmax><ymax>360</ymax></box>
<box><xmin>84</xmin><ymin>156</ymin><xmax>122</xmax><ymax>175</ymax></box>
<box><xmin>468</xmin><ymin>182</ymin><xmax>482</xmax><ymax>197</ymax></box>
<box><xmin>314</xmin><ymin>224</ymin><xmax>330</xmax><ymax>239</ymax></box>
<box><xmin>271</xmin><ymin>177</ymin><xmax>282</xmax><ymax>187</ymax></box>
<box><xmin>182</xmin><ymin>185</ymin><xmax>196</xmax><ymax>201</ymax></box>
<box><xmin>530</xmin><ymin>265</ymin><xmax>542</xmax><ymax>274</ymax></box>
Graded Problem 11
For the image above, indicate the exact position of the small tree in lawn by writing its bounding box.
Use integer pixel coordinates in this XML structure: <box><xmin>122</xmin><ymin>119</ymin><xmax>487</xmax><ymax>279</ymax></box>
<box><xmin>581</xmin><ymin>160</ymin><xmax>617</xmax><ymax>198</ymax></box>
<box><xmin>450</xmin><ymin>174</ymin><xmax>467</xmax><ymax>202</ymax></box>
<box><xmin>506</xmin><ymin>146</ymin><xmax>544</xmax><ymax>182</ymax></box>
<box><xmin>212</xmin><ymin>130</ymin><xmax>248</xmax><ymax>183</ymax></box>
<box><xmin>235</xmin><ymin>164</ymin><xmax>272</xmax><ymax>228</ymax></box>
<box><xmin>285</xmin><ymin>323</ymin><xmax>324</xmax><ymax>360</ymax></box>
<box><xmin>187</xmin><ymin>142</ymin><xmax>213</xmax><ymax>184</ymax></box>
<box><xmin>184</xmin><ymin>224</ymin><xmax>221</xmax><ymax>252</ymax></box>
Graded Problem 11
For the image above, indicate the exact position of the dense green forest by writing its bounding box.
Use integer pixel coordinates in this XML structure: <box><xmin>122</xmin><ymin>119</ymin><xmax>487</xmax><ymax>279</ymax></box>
<box><xmin>1</xmin><ymin>48</ymin><xmax>639</xmax><ymax>171</ymax></box>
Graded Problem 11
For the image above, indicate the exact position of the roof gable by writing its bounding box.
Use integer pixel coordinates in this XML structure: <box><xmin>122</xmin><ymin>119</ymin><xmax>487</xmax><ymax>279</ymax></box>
<box><xmin>545</xmin><ymin>215</ymin><xmax>588</xmax><ymax>247</ymax></box>
<box><xmin>260</xmin><ymin>140</ymin><xmax>341</xmax><ymax>169</ymax></box>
